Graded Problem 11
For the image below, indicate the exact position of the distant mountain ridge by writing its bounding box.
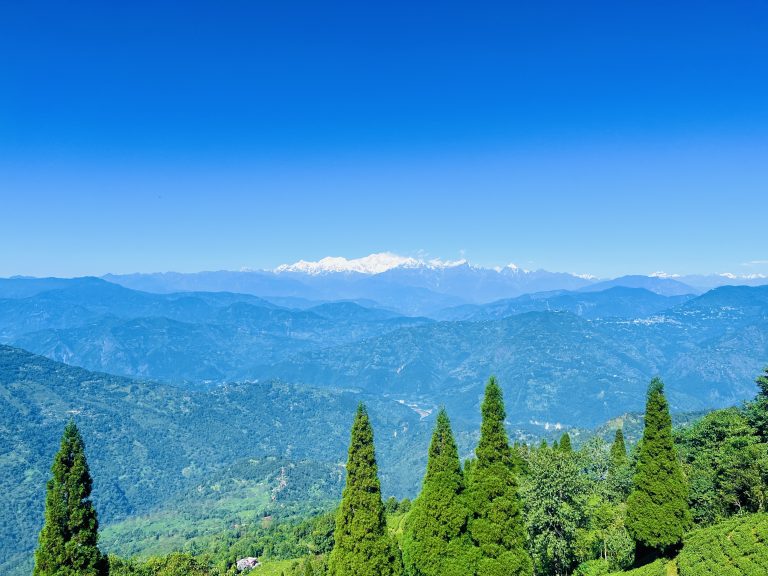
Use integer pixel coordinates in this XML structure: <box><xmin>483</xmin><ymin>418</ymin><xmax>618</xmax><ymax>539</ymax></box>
<box><xmin>2</xmin><ymin>277</ymin><xmax>767</xmax><ymax>428</ymax></box>
<box><xmin>99</xmin><ymin>253</ymin><xmax>768</xmax><ymax>315</ymax></box>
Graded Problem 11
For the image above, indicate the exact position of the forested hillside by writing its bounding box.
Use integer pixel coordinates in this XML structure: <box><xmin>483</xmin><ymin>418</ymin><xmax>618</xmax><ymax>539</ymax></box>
<box><xmin>29</xmin><ymin>369</ymin><xmax>768</xmax><ymax>576</ymax></box>
<box><xmin>0</xmin><ymin>346</ymin><xmax>434</xmax><ymax>575</ymax></box>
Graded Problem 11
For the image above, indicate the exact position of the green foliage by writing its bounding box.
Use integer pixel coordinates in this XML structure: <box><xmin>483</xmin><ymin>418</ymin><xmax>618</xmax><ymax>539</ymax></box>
<box><xmin>675</xmin><ymin>513</ymin><xmax>768</xmax><ymax>576</ymax></box>
<box><xmin>679</xmin><ymin>408</ymin><xmax>768</xmax><ymax>524</ymax></box>
<box><xmin>746</xmin><ymin>367</ymin><xmax>768</xmax><ymax>442</ymax></box>
<box><xmin>34</xmin><ymin>421</ymin><xmax>108</xmax><ymax>576</ymax></box>
<box><xmin>524</xmin><ymin>443</ymin><xmax>589</xmax><ymax>575</ymax></box>
<box><xmin>610</xmin><ymin>429</ymin><xmax>627</xmax><ymax>468</ymax></box>
<box><xmin>559</xmin><ymin>433</ymin><xmax>573</xmax><ymax>453</ymax></box>
<box><xmin>467</xmin><ymin>377</ymin><xmax>532</xmax><ymax>576</ymax></box>
<box><xmin>607</xmin><ymin>429</ymin><xmax>632</xmax><ymax>502</ymax></box>
<box><xmin>328</xmin><ymin>404</ymin><xmax>402</xmax><ymax>576</ymax></box>
<box><xmin>0</xmin><ymin>345</ymin><xmax>431</xmax><ymax>575</ymax></box>
<box><xmin>574</xmin><ymin>559</ymin><xmax>610</xmax><ymax>575</ymax></box>
<box><xmin>574</xmin><ymin>496</ymin><xmax>634</xmax><ymax>572</ymax></box>
<box><xmin>109</xmin><ymin>553</ymin><xmax>220</xmax><ymax>576</ymax></box>
<box><xmin>627</xmin><ymin>379</ymin><xmax>692</xmax><ymax>556</ymax></box>
<box><xmin>605</xmin><ymin>558</ymin><xmax>669</xmax><ymax>576</ymax></box>
<box><xmin>402</xmin><ymin>409</ymin><xmax>477</xmax><ymax>576</ymax></box>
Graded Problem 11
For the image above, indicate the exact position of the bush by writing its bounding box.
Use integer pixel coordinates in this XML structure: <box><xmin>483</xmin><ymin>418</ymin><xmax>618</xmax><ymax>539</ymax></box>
<box><xmin>574</xmin><ymin>558</ymin><xmax>610</xmax><ymax>575</ymax></box>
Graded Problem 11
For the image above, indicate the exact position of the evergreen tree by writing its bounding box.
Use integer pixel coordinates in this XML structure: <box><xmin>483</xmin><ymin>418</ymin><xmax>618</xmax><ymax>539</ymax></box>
<box><xmin>467</xmin><ymin>377</ymin><xmax>533</xmax><ymax>576</ymax></box>
<box><xmin>626</xmin><ymin>378</ymin><xmax>691</xmax><ymax>559</ymax></box>
<box><xmin>559</xmin><ymin>433</ymin><xmax>573</xmax><ymax>453</ymax></box>
<box><xmin>34</xmin><ymin>421</ymin><xmax>108</xmax><ymax>576</ymax></box>
<box><xmin>747</xmin><ymin>367</ymin><xmax>768</xmax><ymax>442</ymax></box>
<box><xmin>328</xmin><ymin>404</ymin><xmax>402</xmax><ymax>576</ymax></box>
<box><xmin>610</xmin><ymin>429</ymin><xmax>627</xmax><ymax>468</ymax></box>
<box><xmin>607</xmin><ymin>428</ymin><xmax>631</xmax><ymax>502</ymax></box>
<box><xmin>402</xmin><ymin>408</ymin><xmax>476</xmax><ymax>576</ymax></box>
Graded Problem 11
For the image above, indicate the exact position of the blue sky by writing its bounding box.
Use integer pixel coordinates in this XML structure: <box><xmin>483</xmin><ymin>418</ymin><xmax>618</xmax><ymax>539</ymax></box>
<box><xmin>1</xmin><ymin>1</ymin><xmax>767</xmax><ymax>277</ymax></box>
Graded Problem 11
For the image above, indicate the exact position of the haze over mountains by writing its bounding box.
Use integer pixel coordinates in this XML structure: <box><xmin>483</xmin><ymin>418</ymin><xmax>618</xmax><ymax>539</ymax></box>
<box><xmin>2</xmin><ymin>255</ymin><xmax>768</xmax><ymax>427</ymax></box>
<box><xmin>101</xmin><ymin>252</ymin><xmax>768</xmax><ymax>315</ymax></box>
<box><xmin>3</xmin><ymin>254</ymin><xmax>768</xmax><ymax>574</ymax></box>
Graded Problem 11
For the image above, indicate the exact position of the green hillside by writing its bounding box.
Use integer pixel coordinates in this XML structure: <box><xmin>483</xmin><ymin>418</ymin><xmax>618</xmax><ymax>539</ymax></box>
<box><xmin>676</xmin><ymin>513</ymin><xmax>768</xmax><ymax>575</ymax></box>
<box><xmin>0</xmin><ymin>345</ymin><xmax>433</xmax><ymax>575</ymax></box>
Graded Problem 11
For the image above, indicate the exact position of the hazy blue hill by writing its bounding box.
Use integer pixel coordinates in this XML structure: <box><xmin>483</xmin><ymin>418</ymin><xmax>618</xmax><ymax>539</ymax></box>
<box><xmin>307</xmin><ymin>301</ymin><xmax>404</xmax><ymax>321</ymax></box>
<box><xmin>580</xmin><ymin>274</ymin><xmax>698</xmax><ymax>296</ymax></box>
<box><xmin>0</xmin><ymin>345</ymin><xmax>433</xmax><ymax>576</ymax></box>
<box><xmin>436</xmin><ymin>287</ymin><xmax>693</xmax><ymax>321</ymax></box>
<box><xmin>0</xmin><ymin>276</ymin><xmax>106</xmax><ymax>299</ymax></box>
<box><xmin>259</xmin><ymin>312</ymin><xmax>668</xmax><ymax>425</ymax></box>
<box><xmin>676</xmin><ymin>284</ymin><xmax>768</xmax><ymax>315</ymax></box>
<box><xmin>103</xmin><ymin>266</ymin><xmax>598</xmax><ymax>314</ymax></box>
<box><xmin>103</xmin><ymin>270</ymin><xmax>312</xmax><ymax>297</ymax></box>
<box><xmin>104</xmin><ymin>270</ymin><xmax>466</xmax><ymax>315</ymax></box>
<box><xmin>0</xmin><ymin>279</ymin><xmax>432</xmax><ymax>382</ymax></box>
<box><xmin>3</xmin><ymin>280</ymin><xmax>767</xmax><ymax>426</ymax></box>
<box><xmin>12</xmin><ymin>311</ymin><xmax>430</xmax><ymax>383</ymax></box>
<box><xmin>368</xmin><ymin>263</ymin><xmax>595</xmax><ymax>302</ymax></box>
<box><xmin>259</xmin><ymin>287</ymin><xmax>768</xmax><ymax>426</ymax></box>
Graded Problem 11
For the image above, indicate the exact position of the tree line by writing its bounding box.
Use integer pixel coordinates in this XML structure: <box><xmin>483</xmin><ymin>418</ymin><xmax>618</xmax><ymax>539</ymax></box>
<box><xmin>33</xmin><ymin>369</ymin><xmax>768</xmax><ymax>576</ymax></box>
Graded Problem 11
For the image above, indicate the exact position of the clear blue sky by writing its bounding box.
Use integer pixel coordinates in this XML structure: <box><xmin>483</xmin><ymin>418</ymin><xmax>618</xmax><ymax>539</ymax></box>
<box><xmin>1</xmin><ymin>1</ymin><xmax>767</xmax><ymax>278</ymax></box>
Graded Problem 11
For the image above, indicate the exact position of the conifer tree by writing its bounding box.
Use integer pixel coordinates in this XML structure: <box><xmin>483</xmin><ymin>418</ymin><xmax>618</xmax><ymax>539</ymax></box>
<box><xmin>610</xmin><ymin>428</ymin><xmax>627</xmax><ymax>468</ymax></box>
<box><xmin>559</xmin><ymin>432</ymin><xmax>572</xmax><ymax>453</ymax></box>
<box><xmin>626</xmin><ymin>379</ymin><xmax>691</xmax><ymax>559</ymax></box>
<box><xmin>329</xmin><ymin>404</ymin><xmax>402</xmax><ymax>576</ymax></box>
<box><xmin>607</xmin><ymin>427</ymin><xmax>631</xmax><ymax>502</ymax></box>
<box><xmin>467</xmin><ymin>377</ymin><xmax>533</xmax><ymax>576</ymax></box>
<box><xmin>747</xmin><ymin>367</ymin><xmax>768</xmax><ymax>441</ymax></box>
<box><xmin>402</xmin><ymin>408</ymin><xmax>476</xmax><ymax>576</ymax></box>
<box><xmin>34</xmin><ymin>421</ymin><xmax>108</xmax><ymax>576</ymax></box>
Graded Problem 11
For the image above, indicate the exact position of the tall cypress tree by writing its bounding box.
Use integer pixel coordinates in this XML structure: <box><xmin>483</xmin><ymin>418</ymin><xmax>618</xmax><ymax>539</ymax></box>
<box><xmin>558</xmin><ymin>432</ymin><xmax>572</xmax><ymax>453</ymax></box>
<box><xmin>626</xmin><ymin>378</ymin><xmax>691</xmax><ymax>559</ymax></box>
<box><xmin>329</xmin><ymin>404</ymin><xmax>402</xmax><ymax>576</ymax></box>
<box><xmin>607</xmin><ymin>427</ymin><xmax>632</xmax><ymax>502</ymax></box>
<box><xmin>402</xmin><ymin>409</ymin><xmax>476</xmax><ymax>576</ymax></box>
<box><xmin>610</xmin><ymin>428</ymin><xmax>627</xmax><ymax>468</ymax></box>
<box><xmin>34</xmin><ymin>421</ymin><xmax>108</xmax><ymax>576</ymax></box>
<box><xmin>467</xmin><ymin>377</ymin><xmax>532</xmax><ymax>576</ymax></box>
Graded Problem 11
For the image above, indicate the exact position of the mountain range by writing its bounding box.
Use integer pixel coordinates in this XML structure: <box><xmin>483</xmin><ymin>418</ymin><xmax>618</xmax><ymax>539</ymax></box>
<box><xmin>2</xmin><ymin>259</ymin><xmax>768</xmax><ymax>575</ymax></box>
<box><xmin>2</xmin><ymin>274</ymin><xmax>767</xmax><ymax>427</ymax></box>
<box><xmin>96</xmin><ymin>253</ymin><xmax>768</xmax><ymax>316</ymax></box>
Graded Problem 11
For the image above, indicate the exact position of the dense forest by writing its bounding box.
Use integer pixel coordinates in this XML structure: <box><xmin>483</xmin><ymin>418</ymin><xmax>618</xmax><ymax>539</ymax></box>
<box><xmin>32</xmin><ymin>369</ymin><xmax>768</xmax><ymax>576</ymax></box>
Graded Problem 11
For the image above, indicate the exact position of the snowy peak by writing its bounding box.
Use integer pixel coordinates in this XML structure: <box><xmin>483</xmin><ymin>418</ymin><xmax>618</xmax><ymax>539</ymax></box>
<box><xmin>274</xmin><ymin>252</ymin><xmax>468</xmax><ymax>275</ymax></box>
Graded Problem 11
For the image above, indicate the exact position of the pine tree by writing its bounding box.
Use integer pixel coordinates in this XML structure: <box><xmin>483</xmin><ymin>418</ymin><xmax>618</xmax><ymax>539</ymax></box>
<box><xmin>402</xmin><ymin>408</ymin><xmax>476</xmax><ymax>576</ymax></box>
<box><xmin>34</xmin><ymin>421</ymin><xmax>108</xmax><ymax>576</ymax></box>
<box><xmin>610</xmin><ymin>428</ymin><xmax>627</xmax><ymax>468</ymax></box>
<box><xmin>558</xmin><ymin>432</ymin><xmax>572</xmax><ymax>453</ymax></box>
<box><xmin>626</xmin><ymin>378</ymin><xmax>691</xmax><ymax>559</ymax></box>
<box><xmin>328</xmin><ymin>404</ymin><xmax>402</xmax><ymax>576</ymax></box>
<box><xmin>467</xmin><ymin>377</ymin><xmax>533</xmax><ymax>576</ymax></box>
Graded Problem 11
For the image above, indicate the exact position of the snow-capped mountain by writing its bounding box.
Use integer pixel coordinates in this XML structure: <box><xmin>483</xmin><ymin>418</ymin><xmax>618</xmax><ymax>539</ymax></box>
<box><xmin>274</xmin><ymin>252</ymin><xmax>469</xmax><ymax>275</ymax></box>
<box><xmin>102</xmin><ymin>253</ymin><xmax>768</xmax><ymax>316</ymax></box>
